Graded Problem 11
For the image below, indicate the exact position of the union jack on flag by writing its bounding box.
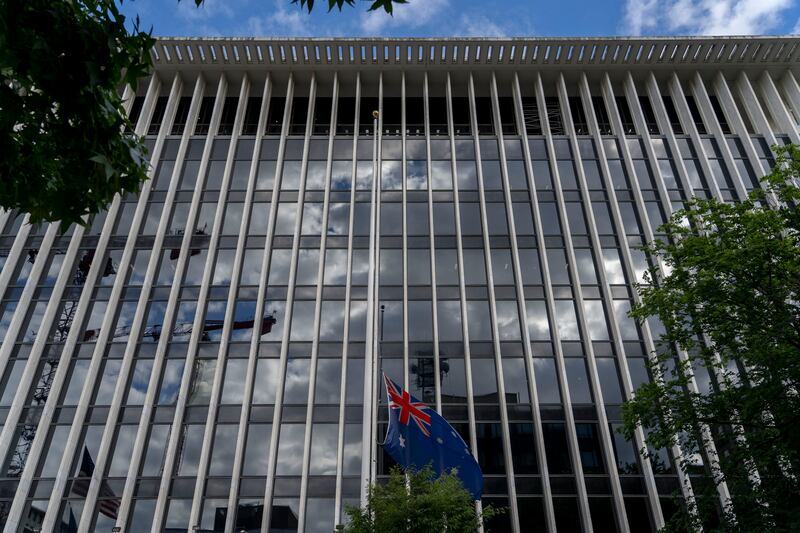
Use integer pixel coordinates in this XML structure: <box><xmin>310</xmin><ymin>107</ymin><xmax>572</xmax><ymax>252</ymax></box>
<box><xmin>384</xmin><ymin>373</ymin><xmax>432</xmax><ymax>436</ymax></box>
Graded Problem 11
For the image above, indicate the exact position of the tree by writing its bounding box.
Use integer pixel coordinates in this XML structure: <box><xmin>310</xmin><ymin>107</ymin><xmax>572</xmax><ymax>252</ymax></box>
<box><xmin>0</xmin><ymin>0</ymin><xmax>154</xmax><ymax>228</ymax></box>
<box><xmin>343</xmin><ymin>466</ymin><xmax>500</xmax><ymax>533</ymax></box>
<box><xmin>1</xmin><ymin>0</ymin><xmax>401</xmax><ymax>229</ymax></box>
<box><xmin>622</xmin><ymin>144</ymin><xmax>800</xmax><ymax>531</ymax></box>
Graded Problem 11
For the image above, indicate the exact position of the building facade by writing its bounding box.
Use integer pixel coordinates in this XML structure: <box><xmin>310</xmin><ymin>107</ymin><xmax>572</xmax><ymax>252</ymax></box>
<box><xmin>0</xmin><ymin>36</ymin><xmax>798</xmax><ymax>533</ymax></box>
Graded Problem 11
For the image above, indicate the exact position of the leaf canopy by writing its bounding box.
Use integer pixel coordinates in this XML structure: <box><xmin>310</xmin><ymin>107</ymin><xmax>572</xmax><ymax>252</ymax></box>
<box><xmin>622</xmin><ymin>144</ymin><xmax>800</xmax><ymax>531</ymax></box>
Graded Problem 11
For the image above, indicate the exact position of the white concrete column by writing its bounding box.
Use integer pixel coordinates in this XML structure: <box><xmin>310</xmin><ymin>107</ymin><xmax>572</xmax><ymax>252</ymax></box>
<box><xmin>224</xmin><ymin>73</ymin><xmax>274</xmax><ymax>532</ymax></box>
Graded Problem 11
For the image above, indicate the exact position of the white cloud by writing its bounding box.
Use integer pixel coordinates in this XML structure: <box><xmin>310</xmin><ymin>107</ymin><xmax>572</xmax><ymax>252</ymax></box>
<box><xmin>793</xmin><ymin>16</ymin><xmax>800</xmax><ymax>33</ymax></box>
<box><xmin>170</xmin><ymin>0</ymin><xmax>240</xmax><ymax>36</ymax></box>
<box><xmin>622</xmin><ymin>0</ymin><xmax>794</xmax><ymax>35</ymax></box>
<box><xmin>176</xmin><ymin>0</ymin><xmax>235</xmax><ymax>22</ymax></box>
<box><xmin>245</xmin><ymin>0</ymin><xmax>311</xmax><ymax>36</ymax></box>
<box><xmin>622</xmin><ymin>0</ymin><xmax>660</xmax><ymax>35</ymax></box>
<box><xmin>359</xmin><ymin>0</ymin><xmax>449</xmax><ymax>34</ymax></box>
<box><xmin>359</xmin><ymin>0</ymin><xmax>532</xmax><ymax>38</ymax></box>
<box><xmin>452</xmin><ymin>14</ymin><xmax>512</xmax><ymax>37</ymax></box>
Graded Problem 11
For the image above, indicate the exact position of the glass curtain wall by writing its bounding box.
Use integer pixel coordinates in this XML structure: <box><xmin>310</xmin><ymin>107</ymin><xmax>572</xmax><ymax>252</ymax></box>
<box><xmin>0</xmin><ymin>59</ymin><xmax>794</xmax><ymax>533</ymax></box>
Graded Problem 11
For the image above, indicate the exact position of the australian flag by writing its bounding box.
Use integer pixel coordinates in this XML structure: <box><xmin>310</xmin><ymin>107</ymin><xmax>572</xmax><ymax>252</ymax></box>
<box><xmin>382</xmin><ymin>373</ymin><xmax>483</xmax><ymax>500</ymax></box>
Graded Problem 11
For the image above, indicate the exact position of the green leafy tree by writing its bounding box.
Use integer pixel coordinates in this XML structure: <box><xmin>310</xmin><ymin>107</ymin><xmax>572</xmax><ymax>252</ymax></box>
<box><xmin>0</xmin><ymin>0</ymin><xmax>154</xmax><ymax>228</ymax></box>
<box><xmin>622</xmin><ymin>144</ymin><xmax>800</xmax><ymax>531</ymax></box>
<box><xmin>344</xmin><ymin>466</ymin><xmax>500</xmax><ymax>533</ymax></box>
<box><xmin>1</xmin><ymin>0</ymin><xmax>400</xmax><ymax>228</ymax></box>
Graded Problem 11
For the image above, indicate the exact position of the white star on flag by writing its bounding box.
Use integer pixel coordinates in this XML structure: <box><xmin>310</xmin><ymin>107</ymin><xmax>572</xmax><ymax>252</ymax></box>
<box><xmin>399</xmin><ymin>435</ymin><xmax>405</xmax><ymax>448</ymax></box>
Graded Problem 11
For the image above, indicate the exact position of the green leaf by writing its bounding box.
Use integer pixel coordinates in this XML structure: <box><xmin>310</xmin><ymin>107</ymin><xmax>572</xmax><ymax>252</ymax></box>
<box><xmin>0</xmin><ymin>0</ymin><xmax>153</xmax><ymax>226</ymax></box>
<box><xmin>368</xmin><ymin>0</ymin><xmax>407</xmax><ymax>13</ymax></box>
<box><xmin>622</xmin><ymin>144</ymin><xmax>800</xmax><ymax>531</ymax></box>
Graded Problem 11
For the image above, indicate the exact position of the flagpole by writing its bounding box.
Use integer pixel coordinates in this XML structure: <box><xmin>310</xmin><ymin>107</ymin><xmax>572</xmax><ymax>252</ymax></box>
<box><xmin>370</xmin><ymin>106</ymin><xmax>381</xmax><ymax>491</ymax></box>
<box><xmin>360</xmin><ymin>106</ymin><xmax>380</xmax><ymax>507</ymax></box>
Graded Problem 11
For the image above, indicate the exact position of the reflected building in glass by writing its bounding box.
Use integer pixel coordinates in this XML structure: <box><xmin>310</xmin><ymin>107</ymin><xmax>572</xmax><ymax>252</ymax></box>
<box><xmin>0</xmin><ymin>36</ymin><xmax>798</xmax><ymax>532</ymax></box>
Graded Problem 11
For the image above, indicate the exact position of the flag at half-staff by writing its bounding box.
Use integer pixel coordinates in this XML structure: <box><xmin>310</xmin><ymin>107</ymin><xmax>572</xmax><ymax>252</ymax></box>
<box><xmin>381</xmin><ymin>373</ymin><xmax>483</xmax><ymax>500</ymax></box>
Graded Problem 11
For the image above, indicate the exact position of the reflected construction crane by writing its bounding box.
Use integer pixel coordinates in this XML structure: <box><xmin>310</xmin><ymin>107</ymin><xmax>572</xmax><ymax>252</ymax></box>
<box><xmin>6</xmin><ymin>248</ymin><xmax>115</xmax><ymax>478</ymax></box>
<box><xmin>81</xmin><ymin>315</ymin><xmax>277</xmax><ymax>342</ymax></box>
<box><xmin>6</xmin><ymin>243</ymin><xmax>276</xmax><ymax>481</ymax></box>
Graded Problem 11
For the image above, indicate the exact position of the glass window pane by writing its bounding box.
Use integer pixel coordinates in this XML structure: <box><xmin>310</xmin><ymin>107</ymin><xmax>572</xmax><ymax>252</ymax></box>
<box><xmin>613</xmin><ymin>300</ymin><xmax>639</xmax><ymax>341</ymax></box>
<box><xmin>491</xmin><ymin>249</ymin><xmax>514</xmax><ymax>285</ymax></box>
<box><xmin>209</xmin><ymin>424</ymin><xmax>238</xmax><ymax>476</ymax></box>
<box><xmin>596</xmin><ymin>358</ymin><xmax>624</xmax><ymax>404</ymax></box>
<box><xmin>381</xmin><ymin>160</ymin><xmax>402</xmax><ymax>190</ymax></box>
<box><xmin>290</xmin><ymin>301</ymin><xmax>315</xmax><ymax>341</ymax></box>
<box><xmin>539</xmin><ymin>203</ymin><xmax>561</xmax><ymax>235</ymax></box>
<box><xmin>513</xmin><ymin>202</ymin><xmax>535</xmax><ymax>235</ymax></box>
<box><xmin>407</xmin><ymin>203</ymin><xmax>429</xmax><ymax>236</ymax></box>
<box><xmin>379</xmin><ymin>296</ymin><xmax>404</xmax><ymax>340</ymax></box>
<box><xmin>284</xmin><ymin>358</ymin><xmax>310</xmax><ymax>404</ymax></box>
<box><xmin>574</xmin><ymin>249</ymin><xmax>598</xmax><ymax>285</ymax></box>
<box><xmin>177</xmin><ymin>425</ymin><xmax>205</xmax><ymax>475</ymax></box>
<box><xmin>565</xmin><ymin>359</ymin><xmax>593</xmax><ymax>403</ymax></box>
<box><xmin>466</xmin><ymin>301</ymin><xmax>492</xmax><ymax>341</ymax></box>
<box><xmin>435</xmin><ymin>249</ymin><xmax>459</xmax><ymax>285</ymax></box>
<box><xmin>407</xmin><ymin>249</ymin><xmax>431</xmax><ymax>286</ymax></box>
<box><xmin>380</xmin><ymin>249</ymin><xmax>403</xmax><ymax>286</ymax></box>
<box><xmin>533</xmin><ymin>358</ymin><xmax>561</xmax><ymax>403</ymax></box>
<box><xmin>471</xmin><ymin>359</ymin><xmax>498</xmax><ymax>398</ymax></box>
<box><xmin>554</xmin><ymin>301</ymin><xmax>580</xmax><ymax>340</ymax></box>
<box><xmin>440</xmin><ymin>358</ymin><xmax>467</xmax><ymax>401</ymax></box>
<box><xmin>431</xmin><ymin>161</ymin><xmax>452</xmax><ymax>189</ymax></box>
<box><xmin>602</xmin><ymin>249</ymin><xmax>626</xmax><ymax>284</ymax></box>
<box><xmin>437</xmin><ymin>301</ymin><xmax>463</xmax><ymax>342</ymax></box>
<box><xmin>253</xmin><ymin>359</ymin><xmax>280</xmax><ymax>404</ymax></box>
<box><xmin>323</xmin><ymin>249</ymin><xmax>348</xmax><ymax>285</ymax></box>
<box><xmin>502</xmin><ymin>358</ymin><xmax>530</xmax><ymax>404</ymax></box>
<box><xmin>407</xmin><ymin>301</ymin><xmax>433</xmax><ymax>341</ymax></box>
<box><xmin>342</xmin><ymin>423</ymin><xmax>362</xmax><ymax>475</ymax></box>
<box><xmin>518</xmin><ymin>249</ymin><xmax>542</xmax><ymax>285</ymax></box>
<box><xmin>459</xmin><ymin>203</ymin><xmax>482</xmax><ymax>235</ymax></box>
<box><xmin>142</xmin><ymin>424</ymin><xmax>170</xmax><ymax>476</ymax></box>
<box><xmin>533</xmin><ymin>160</ymin><xmax>553</xmax><ymax>190</ymax></box>
<box><xmin>543</xmin><ymin>423</ymin><xmax>572</xmax><ymax>474</ymax></box>
<box><xmin>525</xmin><ymin>301</ymin><xmax>551</xmax><ymax>341</ymax></box>
<box><xmin>309</xmin><ymin>424</ymin><xmax>339</xmax><ymax>475</ymax></box>
<box><xmin>486</xmin><ymin>203</ymin><xmax>508</xmax><ymax>235</ymax></box>
<box><xmin>462</xmin><ymin>249</ymin><xmax>486</xmax><ymax>285</ymax></box>
<box><xmin>314</xmin><ymin>359</ymin><xmax>341</xmax><ymax>403</ymax></box>
<box><xmin>380</xmin><ymin>204</ymin><xmax>402</xmax><ymax>235</ymax></box>
<box><xmin>243</xmin><ymin>424</ymin><xmax>272</xmax><ymax>476</ymax></box>
<box><xmin>301</xmin><ymin>203</ymin><xmax>323</xmax><ymax>235</ymax></box>
<box><xmin>433</xmin><ymin>202</ymin><xmax>456</xmax><ymax>235</ymax></box>
<box><xmin>496</xmin><ymin>301</ymin><xmax>521</xmax><ymax>341</ymax></box>
<box><xmin>509</xmin><ymin>423</ymin><xmax>538</xmax><ymax>474</ymax></box>
<box><xmin>188</xmin><ymin>359</ymin><xmax>216</xmax><ymax>405</ymax></box>
<box><xmin>276</xmin><ymin>424</ymin><xmax>305</xmax><ymax>475</ymax></box>
<box><xmin>222</xmin><ymin>359</ymin><xmax>247</xmax><ymax>404</ymax></box>
<box><xmin>158</xmin><ymin>359</ymin><xmax>184</xmax><ymax>405</ymax></box>
<box><xmin>583</xmin><ymin>300</ymin><xmax>610</xmax><ymax>341</ymax></box>
<box><xmin>456</xmin><ymin>161</ymin><xmax>477</xmax><ymax>189</ymax></box>
<box><xmin>275</xmin><ymin>203</ymin><xmax>297</xmax><ymax>235</ymax></box>
<box><xmin>327</xmin><ymin>202</ymin><xmax>350</xmax><ymax>236</ymax></box>
<box><xmin>407</xmin><ymin>160</ymin><xmax>427</xmax><ymax>190</ymax></box>
<box><xmin>319</xmin><ymin>301</ymin><xmax>346</xmax><ymax>341</ymax></box>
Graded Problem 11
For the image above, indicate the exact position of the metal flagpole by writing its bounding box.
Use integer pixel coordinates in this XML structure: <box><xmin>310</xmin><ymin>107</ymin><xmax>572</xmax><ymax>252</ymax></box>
<box><xmin>370</xmin><ymin>108</ymin><xmax>381</xmax><ymax>488</ymax></box>
<box><xmin>361</xmin><ymin>108</ymin><xmax>381</xmax><ymax>506</ymax></box>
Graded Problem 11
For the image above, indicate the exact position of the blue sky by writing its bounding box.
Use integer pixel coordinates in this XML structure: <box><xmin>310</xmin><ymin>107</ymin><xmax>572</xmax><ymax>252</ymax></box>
<box><xmin>119</xmin><ymin>0</ymin><xmax>800</xmax><ymax>38</ymax></box>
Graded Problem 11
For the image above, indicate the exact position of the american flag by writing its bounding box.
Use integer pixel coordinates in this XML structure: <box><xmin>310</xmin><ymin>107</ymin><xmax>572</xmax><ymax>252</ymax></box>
<box><xmin>71</xmin><ymin>447</ymin><xmax>120</xmax><ymax>519</ymax></box>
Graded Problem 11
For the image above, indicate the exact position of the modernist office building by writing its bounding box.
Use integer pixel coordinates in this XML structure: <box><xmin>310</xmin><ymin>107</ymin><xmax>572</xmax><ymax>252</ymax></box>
<box><xmin>0</xmin><ymin>35</ymin><xmax>798</xmax><ymax>533</ymax></box>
